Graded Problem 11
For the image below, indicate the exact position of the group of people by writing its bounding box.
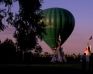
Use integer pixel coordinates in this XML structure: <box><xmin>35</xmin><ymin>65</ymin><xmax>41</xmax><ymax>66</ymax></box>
<box><xmin>51</xmin><ymin>46</ymin><xmax>66</xmax><ymax>63</ymax></box>
<box><xmin>50</xmin><ymin>38</ymin><xmax>93</xmax><ymax>72</ymax></box>
<box><xmin>51</xmin><ymin>36</ymin><xmax>66</xmax><ymax>63</ymax></box>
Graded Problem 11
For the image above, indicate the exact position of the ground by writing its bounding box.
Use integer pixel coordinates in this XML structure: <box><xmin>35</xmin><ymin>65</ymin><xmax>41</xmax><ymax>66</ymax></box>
<box><xmin>0</xmin><ymin>63</ymin><xmax>92</xmax><ymax>73</ymax></box>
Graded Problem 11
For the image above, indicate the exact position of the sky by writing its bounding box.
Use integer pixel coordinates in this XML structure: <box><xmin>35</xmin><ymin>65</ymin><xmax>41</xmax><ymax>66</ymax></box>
<box><xmin>0</xmin><ymin>0</ymin><xmax>93</xmax><ymax>54</ymax></box>
<box><xmin>41</xmin><ymin>0</ymin><xmax>93</xmax><ymax>54</ymax></box>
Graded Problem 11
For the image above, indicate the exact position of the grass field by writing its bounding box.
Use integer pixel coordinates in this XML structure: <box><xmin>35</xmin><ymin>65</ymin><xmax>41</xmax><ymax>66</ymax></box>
<box><xmin>1</xmin><ymin>63</ymin><xmax>92</xmax><ymax>73</ymax></box>
<box><xmin>0</xmin><ymin>63</ymin><xmax>82</xmax><ymax>71</ymax></box>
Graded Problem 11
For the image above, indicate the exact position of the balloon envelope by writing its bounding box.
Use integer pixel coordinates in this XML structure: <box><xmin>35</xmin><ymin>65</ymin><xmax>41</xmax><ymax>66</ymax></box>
<box><xmin>41</xmin><ymin>8</ymin><xmax>75</xmax><ymax>48</ymax></box>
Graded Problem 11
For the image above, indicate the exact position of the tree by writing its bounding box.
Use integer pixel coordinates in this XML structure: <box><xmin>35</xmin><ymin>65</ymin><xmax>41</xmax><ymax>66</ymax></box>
<box><xmin>0</xmin><ymin>39</ymin><xmax>16</xmax><ymax>64</ymax></box>
<box><xmin>0</xmin><ymin>11</ymin><xmax>5</xmax><ymax>30</ymax></box>
<box><xmin>0</xmin><ymin>0</ymin><xmax>45</xmax><ymax>52</ymax></box>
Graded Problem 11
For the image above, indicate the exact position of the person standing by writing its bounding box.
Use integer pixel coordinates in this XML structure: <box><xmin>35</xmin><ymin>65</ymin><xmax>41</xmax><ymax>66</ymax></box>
<box><xmin>89</xmin><ymin>53</ymin><xmax>93</xmax><ymax>72</ymax></box>
<box><xmin>82</xmin><ymin>53</ymin><xmax>87</xmax><ymax>72</ymax></box>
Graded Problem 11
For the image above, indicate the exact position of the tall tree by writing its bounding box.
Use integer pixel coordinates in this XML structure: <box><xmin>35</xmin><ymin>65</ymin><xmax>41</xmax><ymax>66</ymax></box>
<box><xmin>0</xmin><ymin>39</ymin><xmax>16</xmax><ymax>64</ymax></box>
<box><xmin>0</xmin><ymin>0</ymin><xmax>45</xmax><ymax>52</ymax></box>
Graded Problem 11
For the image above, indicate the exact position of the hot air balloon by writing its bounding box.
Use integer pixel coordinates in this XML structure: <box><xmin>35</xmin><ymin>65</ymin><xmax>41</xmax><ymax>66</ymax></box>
<box><xmin>41</xmin><ymin>8</ymin><xmax>75</xmax><ymax>49</ymax></box>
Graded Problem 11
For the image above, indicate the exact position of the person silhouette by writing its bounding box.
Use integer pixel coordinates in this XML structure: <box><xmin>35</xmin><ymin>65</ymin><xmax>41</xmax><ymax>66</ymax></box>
<box><xmin>89</xmin><ymin>53</ymin><xmax>93</xmax><ymax>72</ymax></box>
<box><xmin>82</xmin><ymin>53</ymin><xmax>87</xmax><ymax>71</ymax></box>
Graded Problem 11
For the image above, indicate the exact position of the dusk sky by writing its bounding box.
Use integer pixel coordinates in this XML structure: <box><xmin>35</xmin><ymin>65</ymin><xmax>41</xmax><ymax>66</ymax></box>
<box><xmin>0</xmin><ymin>0</ymin><xmax>93</xmax><ymax>54</ymax></box>
<box><xmin>41</xmin><ymin>0</ymin><xmax>93</xmax><ymax>54</ymax></box>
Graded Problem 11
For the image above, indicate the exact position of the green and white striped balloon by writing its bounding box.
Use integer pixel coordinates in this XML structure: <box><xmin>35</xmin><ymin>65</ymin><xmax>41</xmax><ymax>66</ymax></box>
<box><xmin>42</xmin><ymin>8</ymin><xmax>75</xmax><ymax>48</ymax></box>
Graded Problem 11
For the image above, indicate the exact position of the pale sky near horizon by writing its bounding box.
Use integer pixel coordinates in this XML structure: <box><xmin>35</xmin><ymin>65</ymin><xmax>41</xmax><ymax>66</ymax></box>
<box><xmin>0</xmin><ymin>0</ymin><xmax>93</xmax><ymax>54</ymax></box>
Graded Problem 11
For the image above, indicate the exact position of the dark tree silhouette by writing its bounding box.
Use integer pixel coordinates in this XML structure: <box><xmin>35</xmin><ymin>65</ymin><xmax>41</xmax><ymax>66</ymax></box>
<box><xmin>0</xmin><ymin>13</ymin><xmax>5</xmax><ymax>30</ymax></box>
<box><xmin>34</xmin><ymin>44</ymin><xmax>42</xmax><ymax>55</ymax></box>
<box><xmin>0</xmin><ymin>0</ymin><xmax>45</xmax><ymax>63</ymax></box>
<box><xmin>0</xmin><ymin>39</ymin><xmax>16</xmax><ymax>64</ymax></box>
<box><xmin>0</xmin><ymin>0</ymin><xmax>45</xmax><ymax>51</ymax></box>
